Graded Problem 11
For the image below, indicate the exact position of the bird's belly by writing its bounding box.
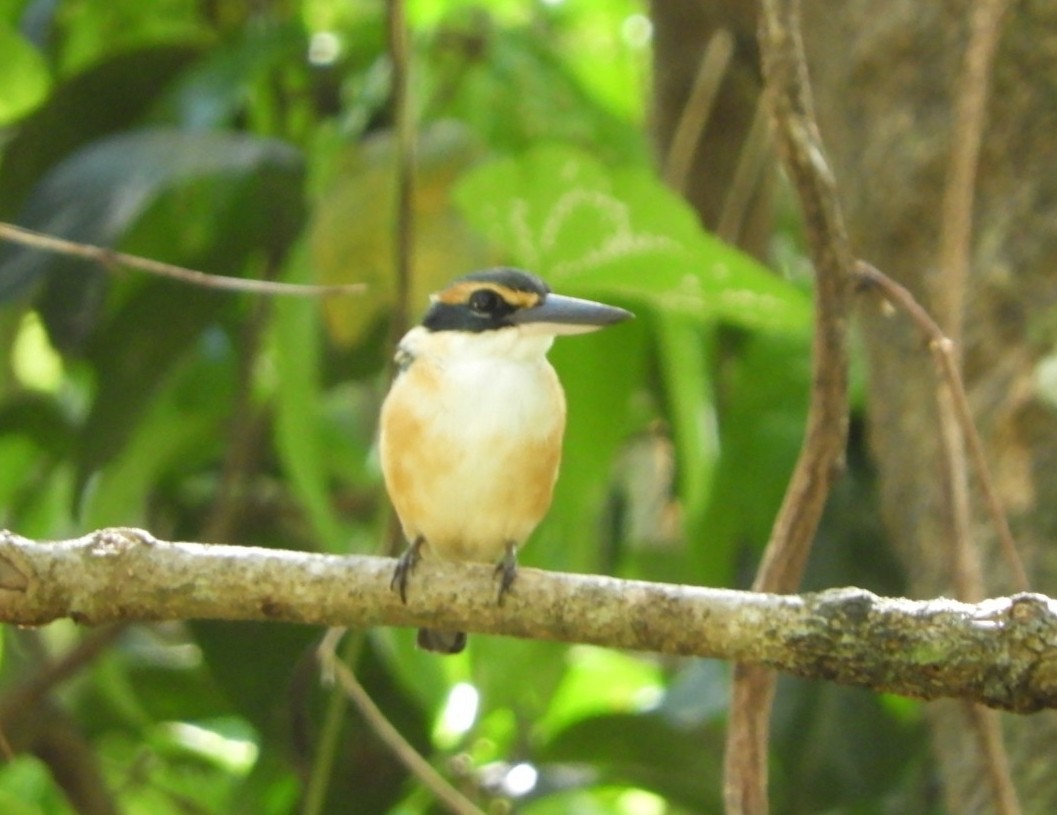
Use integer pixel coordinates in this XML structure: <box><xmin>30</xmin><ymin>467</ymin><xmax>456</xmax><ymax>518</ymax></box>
<box><xmin>409</xmin><ymin>440</ymin><xmax>555</xmax><ymax>561</ymax></box>
<box><xmin>380</xmin><ymin>358</ymin><xmax>564</xmax><ymax>563</ymax></box>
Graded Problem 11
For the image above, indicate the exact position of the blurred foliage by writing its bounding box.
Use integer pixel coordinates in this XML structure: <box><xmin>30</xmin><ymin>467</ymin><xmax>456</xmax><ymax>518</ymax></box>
<box><xmin>0</xmin><ymin>1</ymin><xmax>928</xmax><ymax>814</ymax></box>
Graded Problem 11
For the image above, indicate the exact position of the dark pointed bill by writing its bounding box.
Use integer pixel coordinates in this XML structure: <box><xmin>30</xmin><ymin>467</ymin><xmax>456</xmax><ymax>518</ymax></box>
<box><xmin>510</xmin><ymin>293</ymin><xmax>634</xmax><ymax>336</ymax></box>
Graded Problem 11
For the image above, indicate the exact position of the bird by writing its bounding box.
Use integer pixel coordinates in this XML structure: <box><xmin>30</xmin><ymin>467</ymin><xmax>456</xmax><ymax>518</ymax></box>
<box><xmin>379</xmin><ymin>267</ymin><xmax>633</xmax><ymax>653</ymax></box>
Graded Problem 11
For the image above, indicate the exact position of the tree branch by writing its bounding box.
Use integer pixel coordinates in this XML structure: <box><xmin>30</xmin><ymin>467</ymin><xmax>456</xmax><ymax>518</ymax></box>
<box><xmin>1</xmin><ymin>529</ymin><xmax>1055</xmax><ymax>713</ymax></box>
<box><xmin>0</xmin><ymin>222</ymin><xmax>365</xmax><ymax>298</ymax></box>
<box><xmin>317</xmin><ymin>631</ymin><xmax>487</xmax><ymax>815</ymax></box>
<box><xmin>727</xmin><ymin>0</ymin><xmax>856</xmax><ymax>810</ymax></box>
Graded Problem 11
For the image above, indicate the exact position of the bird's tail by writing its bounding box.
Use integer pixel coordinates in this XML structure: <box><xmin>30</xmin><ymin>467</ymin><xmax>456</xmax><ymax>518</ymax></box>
<box><xmin>417</xmin><ymin>628</ymin><xmax>467</xmax><ymax>654</ymax></box>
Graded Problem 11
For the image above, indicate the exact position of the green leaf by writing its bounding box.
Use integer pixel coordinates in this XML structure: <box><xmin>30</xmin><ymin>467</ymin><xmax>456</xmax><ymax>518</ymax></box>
<box><xmin>80</xmin><ymin>349</ymin><xmax>225</xmax><ymax>528</ymax></box>
<box><xmin>161</xmin><ymin>22</ymin><xmax>307</xmax><ymax>129</ymax></box>
<box><xmin>1</xmin><ymin>127</ymin><xmax>302</xmax><ymax>305</ymax></box>
<box><xmin>1</xmin><ymin>128</ymin><xmax>307</xmax><ymax>482</ymax></box>
<box><xmin>540</xmin><ymin>317</ymin><xmax>647</xmax><ymax>574</ymax></box>
<box><xmin>0</xmin><ymin>26</ymin><xmax>50</xmax><ymax>125</ymax></box>
<box><xmin>536</xmin><ymin>647</ymin><xmax>664</xmax><ymax>742</ymax></box>
<box><xmin>454</xmin><ymin>144</ymin><xmax>811</xmax><ymax>333</ymax></box>
<box><xmin>772</xmin><ymin>682</ymin><xmax>927</xmax><ymax>814</ymax></box>
<box><xmin>309</xmin><ymin>122</ymin><xmax>488</xmax><ymax>349</ymax></box>
<box><xmin>270</xmin><ymin>241</ymin><xmax>351</xmax><ymax>552</ymax></box>
<box><xmin>691</xmin><ymin>331</ymin><xmax>811</xmax><ymax>585</ymax></box>
<box><xmin>0</xmin><ymin>755</ymin><xmax>68</xmax><ymax>815</ymax></box>
<box><xmin>191</xmin><ymin>621</ymin><xmax>317</xmax><ymax>732</ymax></box>
<box><xmin>421</xmin><ymin>18</ymin><xmax>645</xmax><ymax>160</ymax></box>
<box><xmin>654</xmin><ymin>311</ymin><xmax>718</xmax><ymax>531</ymax></box>
<box><xmin>0</xmin><ymin>45</ymin><xmax>200</xmax><ymax>220</ymax></box>
<box><xmin>538</xmin><ymin>712</ymin><xmax>724</xmax><ymax>812</ymax></box>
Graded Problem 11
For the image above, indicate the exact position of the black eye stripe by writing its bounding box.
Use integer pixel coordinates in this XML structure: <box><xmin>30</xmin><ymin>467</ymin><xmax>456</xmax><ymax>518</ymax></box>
<box><xmin>469</xmin><ymin>289</ymin><xmax>501</xmax><ymax>313</ymax></box>
<box><xmin>422</xmin><ymin>282</ymin><xmax>523</xmax><ymax>333</ymax></box>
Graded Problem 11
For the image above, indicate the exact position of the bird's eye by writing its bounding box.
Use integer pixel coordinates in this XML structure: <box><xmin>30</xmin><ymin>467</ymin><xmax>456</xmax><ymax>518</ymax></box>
<box><xmin>469</xmin><ymin>289</ymin><xmax>501</xmax><ymax>314</ymax></box>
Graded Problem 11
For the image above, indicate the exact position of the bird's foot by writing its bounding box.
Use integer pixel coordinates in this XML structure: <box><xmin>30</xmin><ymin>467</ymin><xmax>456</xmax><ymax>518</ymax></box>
<box><xmin>391</xmin><ymin>537</ymin><xmax>424</xmax><ymax>604</ymax></box>
<box><xmin>493</xmin><ymin>543</ymin><xmax>518</xmax><ymax>605</ymax></box>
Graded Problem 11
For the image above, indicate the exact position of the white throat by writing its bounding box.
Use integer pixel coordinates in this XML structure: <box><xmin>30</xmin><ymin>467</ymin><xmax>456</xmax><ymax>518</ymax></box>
<box><xmin>399</xmin><ymin>325</ymin><xmax>555</xmax><ymax>365</ymax></box>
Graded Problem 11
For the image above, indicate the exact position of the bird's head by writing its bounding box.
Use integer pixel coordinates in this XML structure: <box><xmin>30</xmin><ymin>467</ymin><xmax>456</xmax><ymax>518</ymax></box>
<box><xmin>422</xmin><ymin>268</ymin><xmax>632</xmax><ymax>338</ymax></box>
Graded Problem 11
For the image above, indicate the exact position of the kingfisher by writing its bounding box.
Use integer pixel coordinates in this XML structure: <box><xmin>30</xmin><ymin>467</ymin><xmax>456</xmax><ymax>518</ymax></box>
<box><xmin>380</xmin><ymin>268</ymin><xmax>632</xmax><ymax>653</ymax></box>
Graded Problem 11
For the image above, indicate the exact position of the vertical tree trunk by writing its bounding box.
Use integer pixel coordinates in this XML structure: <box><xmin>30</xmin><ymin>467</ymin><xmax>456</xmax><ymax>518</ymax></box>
<box><xmin>804</xmin><ymin>1</ymin><xmax>1057</xmax><ymax>812</ymax></box>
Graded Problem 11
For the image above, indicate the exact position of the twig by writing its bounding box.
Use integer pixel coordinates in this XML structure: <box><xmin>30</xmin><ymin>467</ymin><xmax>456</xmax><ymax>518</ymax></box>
<box><xmin>716</xmin><ymin>96</ymin><xmax>772</xmax><ymax>245</ymax></box>
<box><xmin>725</xmin><ymin>0</ymin><xmax>855</xmax><ymax>811</ymax></box>
<box><xmin>386</xmin><ymin>0</ymin><xmax>416</xmax><ymax>349</ymax></box>
<box><xmin>0</xmin><ymin>627</ymin><xmax>127</xmax><ymax>815</ymax></box>
<box><xmin>965</xmin><ymin>702</ymin><xmax>1022</xmax><ymax>815</ymax></box>
<box><xmin>1</xmin><ymin>530</ymin><xmax>1056</xmax><ymax>713</ymax></box>
<box><xmin>0</xmin><ymin>624</ymin><xmax>126</xmax><ymax>718</ymax></box>
<box><xmin>855</xmin><ymin>263</ymin><xmax>1028</xmax><ymax>591</ymax></box>
<box><xmin>303</xmin><ymin>5</ymin><xmax>417</xmax><ymax>802</ymax></box>
<box><xmin>30</xmin><ymin>704</ymin><xmax>121</xmax><ymax>815</ymax></box>
<box><xmin>302</xmin><ymin>628</ymin><xmax>365</xmax><ymax>815</ymax></box>
<box><xmin>752</xmin><ymin>0</ymin><xmax>853</xmax><ymax>592</ymax></box>
<box><xmin>929</xmin><ymin>4</ymin><xmax>1018</xmax><ymax>809</ymax></box>
<box><xmin>304</xmin><ymin>7</ymin><xmax>419</xmax><ymax>809</ymax></box>
<box><xmin>929</xmin><ymin>0</ymin><xmax>1012</xmax><ymax>606</ymax></box>
<box><xmin>934</xmin><ymin>0</ymin><xmax>1012</xmax><ymax>343</ymax></box>
<box><xmin>663</xmin><ymin>29</ymin><xmax>735</xmax><ymax>192</ymax></box>
<box><xmin>317</xmin><ymin>630</ymin><xmax>486</xmax><ymax>815</ymax></box>
<box><xmin>0</xmin><ymin>222</ymin><xmax>365</xmax><ymax>298</ymax></box>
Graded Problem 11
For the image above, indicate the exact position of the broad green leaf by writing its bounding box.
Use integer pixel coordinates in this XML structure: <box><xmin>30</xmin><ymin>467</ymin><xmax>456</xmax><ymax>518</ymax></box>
<box><xmin>271</xmin><ymin>240</ymin><xmax>353</xmax><ymax>552</ymax></box>
<box><xmin>0</xmin><ymin>27</ymin><xmax>50</xmax><ymax>125</ymax></box>
<box><xmin>522</xmin><ymin>787</ymin><xmax>667</xmax><ymax>815</ymax></box>
<box><xmin>229</xmin><ymin>752</ymin><xmax>300</xmax><ymax>815</ymax></box>
<box><xmin>95</xmin><ymin>728</ymin><xmax>241</xmax><ymax>815</ymax></box>
<box><xmin>772</xmin><ymin>681</ymin><xmax>927</xmax><ymax>814</ymax></box>
<box><xmin>80</xmin><ymin>350</ymin><xmax>225</xmax><ymax>528</ymax></box>
<box><xmin>540</xmin><ymin>0</ymin><xmax>651</xmax><ymax>121</ymax></box>
<box><xmin>691</xmin><ymin>331</ymin><xmax>811</xmax><ymax>585</ymax></box>
<box><xmin>372</xmin><ymin>623</ymin><xmax>460</xmax><ymax>715</ymax></box>
<box><xmin>191</xmin><ymin>621</ymin><xmax>317</xmax><ymax>733</ymax></box>
<box><xmin>0</xmin><ymin>392</ymin><xmax>76</xmax><ymax>534</ymax></box>
<box><xmin>0</xmin><ymin>755</ymin><xmax>69</xmax><ymax>815</ymax></box>
<box><xmin>1</xmin><ymin>127</ymin><xmax>302</xmax><ymax>307</ymax></box>
<box><xmin>309</xmin><ymin>122</ymin><xmax>489</xmax><ymax>349</ymax></box>
<box><xmin>536</xmin><ymin>647</ymin><xmax>663</xmax><ymax>742</ymax></box>
<box><xmin>658</xmin><ymin>660</ymin><xmax>729</xmax><ymax>729</ymax></box>
<box><xmin>54</xmin><ymin>0</ymin><xmax>204</xmax><ymax>75</ymax></box>
<box><xmin>539</xmin><ymin>316</ymin><xmax>647</xmax><ymax>574</ymax></box>
<box><xmin>538</xmin><ymin>712</ymin><xmax>724</xmax><ymax>812</ymax></box>
<box><xmin>0</xmin><ymin>128</ymin><xmax>306</xmax><ymax>482</ymax></box>
<box><xmin>0</xmin><ymin>788</ymin><xmax>47</xmax><ymax>815</ymax></box>
<box><xmin>454</xmin><ymin>144</ymin><xmax>811</xmax><ymax>334</ymax></box>
<box><xmin>0</xmin><ymin>432</ymin><xmax>54</xmax><ymax>516</ymax></box>
<box><xmin>471</xmin><ymin>637</ymin><xmax>567</xmax><ymax>721</ymax></box>
<box><xmin>654</xmin><ymin>311</ymin><xmax>718</xmax><ymax>533</ymax></box>
<box><xmin>161</xmin><ymin>22</ymin><xmax>307</xmax><ymax>130</ymax></box>
<box><xmin>122</xmin><ymin>654</ymin><xmax>231</xmax><ymax>726</ymax></box>
<box><xmin>76</xmin><ymin>280</ymin><xmax>226</xmax><ymax>490</ymax></box>
<box><xmin>0</xmin><ymin>45</ymin><xmax>200</xmax><ymax>220</ymax></box>
<box><xmin>421</xmin><ymin>21</ymin><xmax>645</xmax><ymax>160</ymax></box>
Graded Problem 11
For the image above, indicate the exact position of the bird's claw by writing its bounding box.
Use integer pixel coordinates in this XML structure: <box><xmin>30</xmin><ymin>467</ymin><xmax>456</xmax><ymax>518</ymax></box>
<box><xmin>493</xmin><ymin>543</ymin><xmax>518</xmax><ymax>606</ymax></box>
<box><xmin>391</xmin><ymin>538</ymin><xmax>423</xmax><ymax>604</ymax></box>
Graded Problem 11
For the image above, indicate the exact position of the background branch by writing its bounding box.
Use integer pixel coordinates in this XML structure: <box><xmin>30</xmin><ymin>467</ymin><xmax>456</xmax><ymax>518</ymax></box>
<box><xmin>0</xmin><ymin>222</ymin><xmax>365</xmax><ymax>298</ymax></box>
<box><xmin>726</xmin><ymin>0</ymin><xmax>856</xmax><ymax>810</ymax></box>
<box><xmin>932</xmin><ymin>3</ymin><xmax>1019</xmax><ymax>812</ymax></box>
<box><xmin>317</xmin><ymin>631</ymin><xmax>486</xmax><ymax>815</ymax></box>
<box><xmin>0</xmin><ymin>529</ymin><xmax>1054</xmax><ymax>714</ymax></box>
<box><xmin>855</xmin><ymin>261</ymin><xmax>1028</xmax><ymax>590</ymax></box>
